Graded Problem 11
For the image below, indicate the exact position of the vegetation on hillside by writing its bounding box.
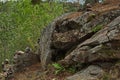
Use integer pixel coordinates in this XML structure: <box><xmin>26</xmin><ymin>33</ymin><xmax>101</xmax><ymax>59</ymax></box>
<box><xmin>0</xmin><ymin>0</ymin><xmax>64</xmax><ymax>69</ymax></box>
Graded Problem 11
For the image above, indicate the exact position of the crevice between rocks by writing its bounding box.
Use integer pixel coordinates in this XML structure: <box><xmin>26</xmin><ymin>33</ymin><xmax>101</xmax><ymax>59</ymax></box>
<box><xmin>51</xmin><ymin>30</ymin><xmax>95</xmax><ymax>62</ymax></box>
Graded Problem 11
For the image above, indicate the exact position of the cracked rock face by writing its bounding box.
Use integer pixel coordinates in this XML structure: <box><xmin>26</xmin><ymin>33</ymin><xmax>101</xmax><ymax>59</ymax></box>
<box><xmin>62</xmin><ymin>16</ymin><xmax>120</xmax><ymax>65</ymax></box>
<box><xmin>38</xmin><ymin>9</ymin><xmax>120</xmax><ymax>70</ymax></box>
<box><xmin>37</xmin><ymin>8</ymin><xmax>120</xmax><ymax>79</ymax></box>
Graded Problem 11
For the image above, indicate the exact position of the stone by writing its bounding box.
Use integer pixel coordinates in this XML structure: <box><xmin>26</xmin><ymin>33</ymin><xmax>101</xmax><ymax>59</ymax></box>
<box><xmin>25</xmin><ymin>47</ymin><xmax>32</xmax><ymax>53</ymax></box>
<box><xmin>38</xmin><ymin>9</ymin><xmax>120</xmax><ymax>69</ymax></box>
<box><xmin>1</xmin><ymin>59</ymin><xmax>14</xmax><ymax>80</ymax></box>
<box><xmin>66</xmin><ymin>65</ymin><xmax>105</xmax><ymax>80</ymax></box>
<box><xmin>38</xmin><ymin>12</ymin><xmax>83</xmax><ymax>69</ymax></box>
<box><xmin>61</xmin><ymin>16</ymin><xmax>120</xmax><ymax>65</ymax></box>
<box><xmin>13</xmin><ymin>50</ymin><xmax>39</xmax><ymax>72</ymax></box>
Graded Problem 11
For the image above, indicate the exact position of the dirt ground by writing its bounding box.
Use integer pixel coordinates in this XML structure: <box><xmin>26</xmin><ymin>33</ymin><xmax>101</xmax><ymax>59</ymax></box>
<box><xmin>14</xmin><ymin>63</ymin><xmax>73</xmax><ymax>80</ymax></box>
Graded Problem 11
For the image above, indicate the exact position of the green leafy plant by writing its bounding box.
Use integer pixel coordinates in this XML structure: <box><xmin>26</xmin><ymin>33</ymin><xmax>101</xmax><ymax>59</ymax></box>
<box><xmin>67</xmin><ymin>67</ymin><xmax>76</xmax><ymax>73</ymax></box>
<box><xmin>52</xmin><ymin>63</ymin><xmax>65</xmax><ymax>75</ymax></box>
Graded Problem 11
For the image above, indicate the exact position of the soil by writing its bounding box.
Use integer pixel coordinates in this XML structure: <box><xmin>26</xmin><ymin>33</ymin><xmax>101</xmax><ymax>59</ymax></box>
<box><xmin>14</xmin><ymin>63</ymin><xmax>73</xmax><ymax>80</ymax></box>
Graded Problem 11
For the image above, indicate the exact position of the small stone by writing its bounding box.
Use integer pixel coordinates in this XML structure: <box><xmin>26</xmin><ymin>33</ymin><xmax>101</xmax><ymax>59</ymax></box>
<box><xmin>52</xmin><ymin>78</ymin><xmax>57</xmax><ymax>80</ymax></box>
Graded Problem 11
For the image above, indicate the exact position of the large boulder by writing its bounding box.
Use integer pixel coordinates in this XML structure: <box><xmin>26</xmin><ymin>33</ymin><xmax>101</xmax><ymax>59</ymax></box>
<box><xmin>38</xmin><ymin>9</ymin><xmax>120</xmax><ymax>69</ymax></box>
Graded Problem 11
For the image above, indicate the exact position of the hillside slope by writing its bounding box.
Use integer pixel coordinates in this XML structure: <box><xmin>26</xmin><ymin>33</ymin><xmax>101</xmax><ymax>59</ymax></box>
<box><xmin>1</xmin><ymin>0</ymin><xmax>120</xmax><ymax>80</ymax></box>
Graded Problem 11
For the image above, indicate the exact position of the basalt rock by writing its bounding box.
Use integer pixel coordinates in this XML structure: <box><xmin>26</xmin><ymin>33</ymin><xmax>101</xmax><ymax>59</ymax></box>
<box><xmin>38</xmin><ymin>9</ymin><xmax>120</xmax><ymax>69</ymax></box>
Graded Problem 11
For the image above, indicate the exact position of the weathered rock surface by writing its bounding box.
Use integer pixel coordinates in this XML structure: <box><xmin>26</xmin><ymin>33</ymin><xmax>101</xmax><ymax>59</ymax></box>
<box><xmin>61</xmin><ymin>16</ymin><xmax>120</xmax><ymax>65</ymax></box>
<box><xmin>67</xmin><ymin>65</ymin><xmax>105</xmax><ymax>80</ymax></box>
<box><xmin>66</xmin><ymin>62</ymin><xmax>120</xmax><ymax>80</ymax></box>
<box><xmin>38</xmin><ymin>9</ymin><xmax>120</xmax><ymax>69</ymax></box>
<box><xmin>36</xmin><ymin>4</ymin><xmax>120</xmax><ymax>80</ymax></box>
<box><xmin>1</xmin><ymin>1</ymin><xmax>120</xmax><ymax>80</ymax></box>
<box><xmin>0</xmin><ymin>49</ymin><xmax>40</xmax><ymax>80</ymax></box>
<box><xmin>13</xmin><ymin>50</ymin><xmax>39</xmax><ymax>72</ymax></box>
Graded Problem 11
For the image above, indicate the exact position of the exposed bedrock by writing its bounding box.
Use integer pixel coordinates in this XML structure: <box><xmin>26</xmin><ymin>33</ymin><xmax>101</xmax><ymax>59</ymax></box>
<box><xmin>38</xmin><ymin>9</ymin><xmax>120</xmax><ymax>70</ymax></box>
<box><xmin>61</xmin><ymin>16</ymin><xmax>120</xmax><ymax>65</ymax></box>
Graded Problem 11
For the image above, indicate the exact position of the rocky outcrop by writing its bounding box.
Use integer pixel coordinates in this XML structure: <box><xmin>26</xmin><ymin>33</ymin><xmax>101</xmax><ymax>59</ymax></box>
<box><xmin>1</xmin><ymin>1</ymin><xmax>120</xmax><ymax>80</ymax></box>
<box><xmin>38</xmin><ymin>9</ymin><xmax>120</xmax><ymax>68</ymax></box>
<box><xmin>61</xmin><ymin>16</ymin><xmax>120</xmax><ymax>65</ymax></box>
<box><xmin>37</xmin><ymin>5</ymin><xmax>120</xmax><ymax>79</ymax></box>
<box><xmin>38</xmin><ymin>12</ymin><xmax>83</xmax><ymax>69</ymax></box>
<box><xmin>1</xmin><ymin>2</ymin><xmax>119</xmax><ymax>80</ymax></box>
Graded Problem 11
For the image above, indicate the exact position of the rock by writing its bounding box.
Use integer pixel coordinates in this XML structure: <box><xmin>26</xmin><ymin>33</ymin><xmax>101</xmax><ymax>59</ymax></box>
<box><xmin>66</xmin><ymin>65</ymin><xmax>105</xmax><ymax>80</ymax></box>
<box><xmin>25</xmin><ymin>47</ymin><xmax>32</xmax><ymax>53</ymax></box>
<box><xmin>1</xmin><ymin>49</ymin><xmax>39</xmax><ymax>80</ymax></box>
<box><xmin>13</xmin><ymin>50</ymin><xmax>39</xmax><ymax>72</ymax></box>
<box><xmin>67</xmin><ymin>63</ymin><xmax>120</xmax><ymax>80</ymax></box>
<box><xmin>61</xmin><ymin>16</ymin><xmax>120</xmax><ymax>65</ymax></box>
<box><xmin>38</xmin><ymin>12</ymin><xmax>83</xmax><ymax>69</ymax></box>
<box><xmin>38</xmin><ymin>9</ymin><xmax>120</xmax><ymax>69</ymax></box>
<box><xmin>1</xmin><ymin>59</ymin><xmax>14</xmax><ymax>80</ymax></box>
<box><xmin>1</xmin><ymin>2</ymin><xmax>120</xmax><ymax>80</ymax></box>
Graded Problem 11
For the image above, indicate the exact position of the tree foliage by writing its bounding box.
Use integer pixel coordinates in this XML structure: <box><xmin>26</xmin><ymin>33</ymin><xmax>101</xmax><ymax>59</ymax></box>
<box><xmin>0</xmin><ymin>0</ymin><xmax>64</xmax><ymax>70</ymax></box>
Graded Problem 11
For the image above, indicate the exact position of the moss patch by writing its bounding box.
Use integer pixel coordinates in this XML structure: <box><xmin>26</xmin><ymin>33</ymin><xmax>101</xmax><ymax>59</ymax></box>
<box><xmin>92</xmin><ymin>24</ymin><xmax>103</xmax><ymax>32</ymax></box>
